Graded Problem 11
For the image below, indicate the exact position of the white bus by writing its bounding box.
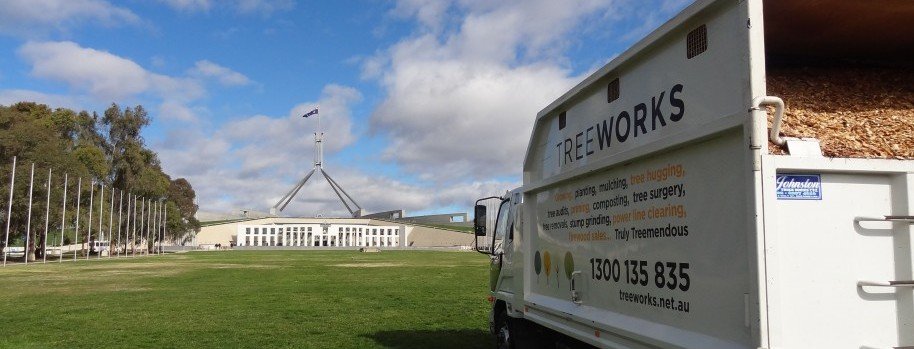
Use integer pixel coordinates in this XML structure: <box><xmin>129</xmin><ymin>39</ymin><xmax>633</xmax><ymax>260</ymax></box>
<box><xmin>90</xmin><ymin>240</ymin><xmax>110</xmax><ymax>256</ymax></box>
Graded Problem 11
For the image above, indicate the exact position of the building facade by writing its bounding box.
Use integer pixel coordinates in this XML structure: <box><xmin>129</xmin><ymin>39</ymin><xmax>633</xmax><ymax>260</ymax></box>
<box><xmin>235</xmin><ymin>223</ymin><xmax>404</xmax><ymax>247</ymax></box>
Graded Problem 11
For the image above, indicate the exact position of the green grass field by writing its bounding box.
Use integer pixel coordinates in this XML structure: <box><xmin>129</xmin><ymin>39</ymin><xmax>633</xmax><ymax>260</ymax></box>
<box><xmin>0</xmin><ymin>250</ymin><xmax>492</xmax><ymax>349</ymax></box>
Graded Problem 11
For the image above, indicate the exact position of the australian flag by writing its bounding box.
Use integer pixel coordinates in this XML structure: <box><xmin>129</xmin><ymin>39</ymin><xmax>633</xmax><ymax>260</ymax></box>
<box><xmin>302</xmin><ymin>108</ymin><xmax>318</xmax><ymax>118</ymax></box>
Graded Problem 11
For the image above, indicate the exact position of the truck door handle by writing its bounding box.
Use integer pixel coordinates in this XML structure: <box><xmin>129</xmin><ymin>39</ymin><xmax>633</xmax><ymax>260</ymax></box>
<box><xmin>854</xmin><ymin>216</ymin><xmax>914</xmax><ymax>224</ymax></box>
<box><xmin>570</xmin><ymin>271</ymin><xmax>582</xmax><ymax>304</ymax></box>
<box><xmin>857</xmin><ymin>280</ymin><xmax>914</xmax><ymax>287</ymax></box>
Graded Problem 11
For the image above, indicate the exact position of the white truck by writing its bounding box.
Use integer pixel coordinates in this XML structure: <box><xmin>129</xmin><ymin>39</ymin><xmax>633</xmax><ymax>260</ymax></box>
<box><xmin>473</xmin><ymin>0</ymin><xmax>914</xmax><ymax>348</ymax></box>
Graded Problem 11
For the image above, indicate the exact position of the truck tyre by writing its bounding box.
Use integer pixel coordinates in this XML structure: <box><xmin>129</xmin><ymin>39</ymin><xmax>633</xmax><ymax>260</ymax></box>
<box><xmin>495</xmin><ymin>309</ymin><xmax>515</xmax><ymax>349</ymax></box>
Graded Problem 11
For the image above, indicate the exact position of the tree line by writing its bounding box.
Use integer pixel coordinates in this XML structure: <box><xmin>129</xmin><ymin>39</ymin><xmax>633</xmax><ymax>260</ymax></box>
<box><xmin>0</xmin><ymin>102</ymin><xmax>200</xmax><ymax>260</ymax></box>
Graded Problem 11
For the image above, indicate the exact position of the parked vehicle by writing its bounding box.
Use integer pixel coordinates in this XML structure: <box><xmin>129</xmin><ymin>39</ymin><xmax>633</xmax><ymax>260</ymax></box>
<box><xmin>90</xmin><ymin>240</ymin><xmax>110</xmax><ymax>255</ymax></box>
<box><xmin>474</xmin><ymin>0</ymin><xmax>914</xmax><ymax>348</ymax></box>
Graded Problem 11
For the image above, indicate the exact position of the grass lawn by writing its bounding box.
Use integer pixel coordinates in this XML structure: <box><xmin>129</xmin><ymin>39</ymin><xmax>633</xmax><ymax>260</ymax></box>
<box><xmin>0</xmin><ymin>250</ymin><xmax>492</xmax><ymax>349</ymax></box>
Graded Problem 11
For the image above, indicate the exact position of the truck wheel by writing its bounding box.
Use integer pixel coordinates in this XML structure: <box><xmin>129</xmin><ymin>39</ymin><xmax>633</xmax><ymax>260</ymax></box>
<box><xmin>495</xmin><ymin>310</ymin><xmax>515</xmax><ymax>349</ymax></box>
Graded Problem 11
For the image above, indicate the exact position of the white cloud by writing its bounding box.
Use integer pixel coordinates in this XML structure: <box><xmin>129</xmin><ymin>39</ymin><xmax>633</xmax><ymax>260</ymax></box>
<box><xmin>372</xmin><ymin>59</ymin><xmax>576</xmax><ymax>180</ymax></box>
<box><xmin>190</xmin><ymin>60</ymin><xmax>252</xmax><ymax>86</ymax></box>
<box><xmin>18</xmin><ymin>41</ymin><xmax>204</xmax><ymax>103</ymax></box>
<box><xmin>367</xmin><ymin>0</ymin><xmax>690</xmax><ymax>182</ymax></box>
<box><xmin>268</xmin><ymin>171</ymin><xmax>518</xmax><ymax>217</ymax></box>
<box><xmin>151</xmin><ymin>56</ymin><xmax>167</xmax><ymax>69</ymax></box>
<box><xmin>220</xmin><ymin>84</ymin><xmax>359</xmax><ymax>176</ymax></box>
<box><xmin>159</xmin><ymin>101</ymin><xmax>201</xmax><ymax>122</ymax></box>
<box><xmin>158</xmin><ymin>0</ymin><xmax>294</xmax><ymax>16</ymax></box>
<box><xmin>367</xmin><ymin>0</ymin><xmax>622</xmax><ymax>181</ymax></box>
<box><xmin>0</xmin><ymin>0</ymin><xmax>140</xmax><ymax>37</ymax></box>
<box><xmin>155</xmin><ymin>75</ymin><xmax>519</xmax><ymax>217</ymax></box>
<box><xmin>391</xmin><ymin>0</ymin><xmax>451</xmax><ymax>32</ymax></box>
<box><xmin>16</xmin><ymin>40</ymin><xmax>210</xmax><ymax>130</ymax></box>
<box><xmin>160</xmin><ymin>143</ymin><xmax>517</xmax><ymax>217</ymax></box>
<box><xmin>0</xmin><ymin>89</ymin><xmax>83</xmax><ymax>110</ymax></box>
<box><xmin>158</xmin><ymin>128</ymin><xmax>230</xmax><ymax>177</ymax></box>
<box><xmin>234</xmin><ymin>0</ymin><xmax>295</xmax><ymax>16</ymax></box>
<box><xmin>157</xmin><ymin>84</ymin><xmax>365</xmax><ymax>216</ymax></box>
<box><xmin>158</xmin><ymin>0</ymin><xmax>212</xmax><ymax>12</ymax></box>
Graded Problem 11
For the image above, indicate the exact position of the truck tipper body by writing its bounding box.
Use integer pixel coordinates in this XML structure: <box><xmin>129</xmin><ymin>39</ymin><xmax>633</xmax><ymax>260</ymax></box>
<box><xmin>474</xmin><ymin>1</ymin><xmax>914</xmax><ymax>348</ymax></box>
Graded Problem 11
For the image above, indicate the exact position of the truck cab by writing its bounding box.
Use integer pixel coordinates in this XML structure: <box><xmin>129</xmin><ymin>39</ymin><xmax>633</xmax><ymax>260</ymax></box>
<box><xmin>475</xmin><ymin>189</ymin><xmax>529</xmax><ymax>348</ymax></box>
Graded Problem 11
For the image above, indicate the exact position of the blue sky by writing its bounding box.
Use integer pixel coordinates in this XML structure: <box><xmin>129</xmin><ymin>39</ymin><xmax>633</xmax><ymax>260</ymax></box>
<box><xmin>0</xmin><ymin>0</ymin><xmax>690</xmax><ymax>218</ymax></box>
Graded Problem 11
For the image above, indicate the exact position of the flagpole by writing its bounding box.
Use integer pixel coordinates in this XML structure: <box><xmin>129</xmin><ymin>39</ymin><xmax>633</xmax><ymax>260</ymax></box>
<box><xmin>162</xmin><ymin>202</ymin><xmax>167</xmax><ymax>254</ymax></box>
<box><xmin>107</xmin><ymin>186</ymin><xmax>114</xmax><ymax>258</ymax></box>
<box><xmin>58</xmin><ymin>173</ymin><xmax>67</xmax><ymax>263</ymax></box>
<box><xmin>86</xmin><ymin>182</ymin><xmax>93</xmax><ymax>261</ymax></box>
<box><xmin>159</xmin><ymin>200</ymin><xmax>164</xmax><ymax>255</ymax></box>
<box><xmin>146</xmin><ymin>198</ymin><xmax>150</xmax><ymax>254</ymax></box>
<box><xmin>117</xmin><ymin>190</ymin><xmax>123</xmax><ymax>257</ymax></box>
<box><xmin>132</xmin><ymin>195</ymin><xmax>137</xmax><ymax>257</ymax></box>
<box><xmin>2</xmin><ymin>156</ymin><xmax>14</xmax><ymax>266</ymax></box>
<box><xmin>153</xmin><ymin>200</ymin><xmax>158</xmax><ymax>255</ymax></box>
<box><xmin>73</xmin><ymin>178</ymin><xmax>81</xmax><ymax>262</ymax></box>
<box><xmin>24</xmin><ymin>163</ymin><xmax>34</xmax><ymax>265</ymax></box>
<box><xmin>145</xmin><ymin>198</ymin><xmax>151</xmax><ymax>255</ymax></box>
<box><xmin>42</xmin><ymin>168</ymin><xmax>51</xmax><ymax>263</ymax></box>
<box><xmin>157</xmin><ymin>200</ymin><xmax>163</xmax><ymax>255</ymax></box>
<box><xmin>97</xmin><ymin>183</ymin><xmax>104</xmax><ymax>260</ymax></box>
<box><xmin>139</xmin><ymin>198</ymin><xmax>145</xmax><ymax>255</ymax></box>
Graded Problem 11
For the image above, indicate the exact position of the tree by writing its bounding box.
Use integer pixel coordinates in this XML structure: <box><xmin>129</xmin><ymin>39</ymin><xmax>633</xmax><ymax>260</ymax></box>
<box><xmin>0</xmin><ymin>101</ymin><xmax>200</xmax><ymax>261</ymax></box>
<box><xmin>103</xmin><ymin>103</ymin><xmax>150</xmax><ymax>192</ymax></box>
<box><xmin>166</xmin><ymin>178</ymin><xmax>201</xmax><ymax>242</ymax></box>
<box><xmin>0</xmin><ymin>103</ymin><xmax>98</xmax><ymax>261</ymax></box>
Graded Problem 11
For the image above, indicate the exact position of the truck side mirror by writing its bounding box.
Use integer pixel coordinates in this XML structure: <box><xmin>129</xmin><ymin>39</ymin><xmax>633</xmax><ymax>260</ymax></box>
<box><xmin>474</xmin><ymin>204</ymin><xmax>487</xmax><ymax>237</ymax></box>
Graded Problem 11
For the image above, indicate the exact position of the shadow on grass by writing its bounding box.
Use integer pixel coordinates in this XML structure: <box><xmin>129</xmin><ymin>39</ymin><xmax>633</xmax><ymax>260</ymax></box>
<box><xmin>364</xmin><ymin>329</ymin><xmax>490</xmax><ymax>349</ymax></box>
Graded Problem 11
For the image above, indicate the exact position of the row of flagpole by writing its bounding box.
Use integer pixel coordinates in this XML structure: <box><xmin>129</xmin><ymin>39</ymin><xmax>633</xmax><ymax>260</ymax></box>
<box><xmin>2</xmin><ymin>156</ymin><xmax>169</xmax><ymax>266</ymax></box>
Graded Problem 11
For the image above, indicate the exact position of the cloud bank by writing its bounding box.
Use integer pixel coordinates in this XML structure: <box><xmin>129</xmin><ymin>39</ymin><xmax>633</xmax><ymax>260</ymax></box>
<box><xmin>366</xmin><ymin>0</ymin><xmax>624</xmax><ymax>181</ymax></box>
<box><xmin>0</xmin><ymin>0</ymin><xmax>140</xmax><ymax>37</ymax></box>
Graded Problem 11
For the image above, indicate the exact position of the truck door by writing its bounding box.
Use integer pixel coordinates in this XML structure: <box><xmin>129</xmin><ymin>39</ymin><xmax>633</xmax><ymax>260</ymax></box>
<box><xmin>491</xmin><ymin>199</ymin><xmax>513</xmax><ymax>293</ymax></box>
<box><xmin>764</xmin><ymin>157</ymin><xmax>913</xmax><ymax>348</ymax></box>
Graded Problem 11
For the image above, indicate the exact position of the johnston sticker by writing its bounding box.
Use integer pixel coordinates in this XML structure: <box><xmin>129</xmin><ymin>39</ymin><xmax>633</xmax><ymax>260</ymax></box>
<box><xmin>776</xmin><ymin>174</ymin><xmax>822</xmax><ymax>200</ymax></box>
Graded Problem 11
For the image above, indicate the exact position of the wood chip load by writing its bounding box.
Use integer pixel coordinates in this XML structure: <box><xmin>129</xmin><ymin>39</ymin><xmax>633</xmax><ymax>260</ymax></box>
<box><xmin>765</xmin><ymin>66</ymin><xmax>914</xmax><ymax>159</ymax></box>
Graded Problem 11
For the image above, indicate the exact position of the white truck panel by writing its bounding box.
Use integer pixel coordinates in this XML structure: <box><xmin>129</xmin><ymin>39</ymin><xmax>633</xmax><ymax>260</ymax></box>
<box><xmin>525</xmin><ymin>0</ymin><xmax>752</xmax><ymax>185</ymax></box>
<box><xmin>527</xmin><ymin>130</ymin><xmax>752</xmax><ymax>348</ymax></box>
<box><xmin>762</xmin><ymin>157</ymin><xmax>914</xmax><ymax>348</ymax></box>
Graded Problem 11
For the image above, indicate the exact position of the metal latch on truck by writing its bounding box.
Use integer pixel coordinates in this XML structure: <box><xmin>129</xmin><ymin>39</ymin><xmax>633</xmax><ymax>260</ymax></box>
<box><xmin>854</xmin><ymin>215</ymin><xmax>914</xmax><ymax>288</ymax></box>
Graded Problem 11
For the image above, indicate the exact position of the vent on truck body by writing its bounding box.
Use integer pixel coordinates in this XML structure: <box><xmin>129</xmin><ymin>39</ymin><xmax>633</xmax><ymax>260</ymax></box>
<box><xmin>606</xmin><ymin>78</ymin><xmax>620</xmax><ymax>103</ymax></box>
<box><xmin>687</xmin><ymin>24</ymin><xmax>707</xmax><ymax>59</ymax></box>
